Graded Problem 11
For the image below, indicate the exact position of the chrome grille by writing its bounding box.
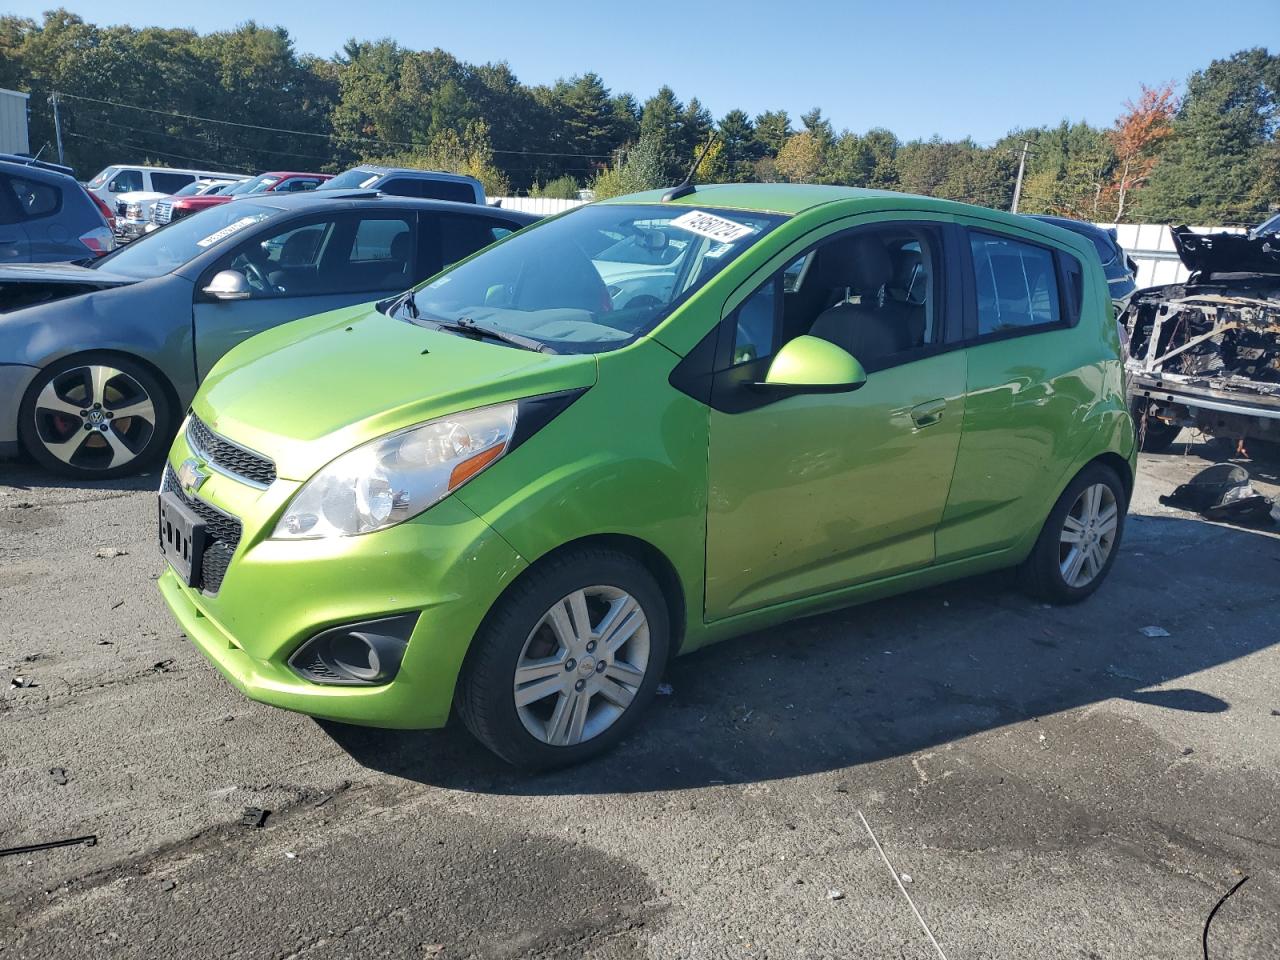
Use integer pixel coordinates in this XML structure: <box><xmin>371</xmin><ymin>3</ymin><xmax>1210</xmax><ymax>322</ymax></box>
<box><xmin>186</xmin><ymin>416</ymin><xmax>276</xmax><ymax>487</ymax></box>
<box><xmin>162</xmin><ymin>466</ymin><xmax>241</xmax><ymax>595</ymax></box>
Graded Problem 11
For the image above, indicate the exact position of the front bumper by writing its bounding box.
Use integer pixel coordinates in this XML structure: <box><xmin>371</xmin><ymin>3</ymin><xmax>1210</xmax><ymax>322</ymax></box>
<box><xmin>0</xmin><ymin>363</ymin><xmax>39</xmax><ymax>452</ymax></box>
<box><xmin>156</xmin><ymin>435</ymin><xmax>528</xmax><ymax>728</ymax></box>
<box><xmin>115</xmin><ymin>217</ymin><xmax>152</xmax><ymax>241</ymax></box>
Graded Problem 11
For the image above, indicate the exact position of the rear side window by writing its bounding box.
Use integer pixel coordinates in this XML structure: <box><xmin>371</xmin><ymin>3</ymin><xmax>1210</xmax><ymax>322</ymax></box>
<box><xmin>151</xmin><ymin>172</ymin><xmax>195</xmax><ymax>194</ymax></box>
<box><xmin>969</xmin><ymin>232</ymin><xmax>1060</xmax><ymax>335</ymax></box>
<box><xmin>1058</xmin><ymin>251</ymin><xmax>1084</xmax><ymax>325</ymax></box>
<box><xmin>420</xmin><ymin>180</ymin><xmax>477</xmax><ymax>203</ymax></box>
<box><xmin>6</xmin><ymin>176</ymin><xmax>61</xmax><ymax>219</ymax></box>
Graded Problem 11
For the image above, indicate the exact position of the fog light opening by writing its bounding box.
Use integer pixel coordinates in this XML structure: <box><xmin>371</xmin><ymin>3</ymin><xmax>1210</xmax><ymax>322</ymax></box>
<box><xmin>287</xmin><ymin>614</ymin><xmax>418</xmax><ymax>686</ymax></box>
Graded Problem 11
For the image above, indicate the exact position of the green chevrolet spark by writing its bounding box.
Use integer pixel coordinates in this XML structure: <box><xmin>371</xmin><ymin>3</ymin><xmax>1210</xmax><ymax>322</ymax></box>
<box><xmin>157</xmin><ymin>184</ymin><xmax>1135</xmax><ymax>767</ymax></box>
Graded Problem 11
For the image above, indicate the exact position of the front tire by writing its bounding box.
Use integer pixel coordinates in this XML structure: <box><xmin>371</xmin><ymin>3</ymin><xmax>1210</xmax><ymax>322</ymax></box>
<box><xmin>1018</xmin><ymin>463</ymin><xmax>1127</xmax><ymax>604</ymax></box>
<box><xmin>457</xmin><ymin>548</ymin><xmax>670</xmax><ymax>769</ymax></box>
<box><xmin>18</xmin><ymin>353</ymin><xmax>174</xmax><ymax>480</ymax></box>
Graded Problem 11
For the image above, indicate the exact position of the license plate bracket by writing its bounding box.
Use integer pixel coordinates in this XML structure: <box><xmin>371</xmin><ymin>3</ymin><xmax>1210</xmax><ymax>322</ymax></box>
<box><xmin>158</xmin><ymin>491</ymin><xmax>206</xmax><ymax>587</ymax></box>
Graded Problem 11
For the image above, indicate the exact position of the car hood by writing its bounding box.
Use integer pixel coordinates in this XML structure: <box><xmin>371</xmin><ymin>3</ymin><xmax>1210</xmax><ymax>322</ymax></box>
<box><xmin>0</xmin><ymin>261</ymin><xmax>136</xmax><ymax>286</ymax></box>
<box><xmin>194</xmin><ymin>303</ymin><xmax>598</xmax><ymax>481</ymax></box>
<box><xmin>1172</xmin><ymin>225</ymin><xmax>1280</xmax><ymax>278</ymax></box>
<box><xmin>117</xmin><ymin>191</ymin><xmax>167</xmax><ymax>204</ymax></box>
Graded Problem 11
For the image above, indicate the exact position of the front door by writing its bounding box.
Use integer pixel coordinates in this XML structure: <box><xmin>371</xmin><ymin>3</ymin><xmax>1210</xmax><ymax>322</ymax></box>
<box><xmin>192</xmin><ymin>211</ymin><xmax>418</xmax><ymax>380</ymax></box>
<box><xmin>705</xmin><ymin>221</ymin><xmax>966</xmax><ymax>620</ymax></box>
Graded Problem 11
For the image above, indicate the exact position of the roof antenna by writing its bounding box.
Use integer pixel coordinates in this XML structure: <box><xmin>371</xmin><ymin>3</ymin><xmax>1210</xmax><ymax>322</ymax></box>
<box><xmin>663</xmin><ymin>132</ymin><xmax>719</xmax><ymax>202</ymax></box>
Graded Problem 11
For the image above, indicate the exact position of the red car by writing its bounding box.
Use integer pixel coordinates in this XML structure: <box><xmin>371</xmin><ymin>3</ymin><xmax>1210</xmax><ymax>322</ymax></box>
<box><xmin>153</xmin><ymin>171</ymin><xmax>333</xmax><ymax>225</ymax></box>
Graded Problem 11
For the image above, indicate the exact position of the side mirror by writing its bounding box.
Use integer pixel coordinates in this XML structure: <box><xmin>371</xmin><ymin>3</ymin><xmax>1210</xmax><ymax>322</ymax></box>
<box><xmin>202</xmin><ymin>270</ymin><xmax>252</xmax><ymax>301</ymax></box>
<box><xmin>753</xmin><ymin>335</ymin><xmax>867</xmax><ymax>394</ymax></box>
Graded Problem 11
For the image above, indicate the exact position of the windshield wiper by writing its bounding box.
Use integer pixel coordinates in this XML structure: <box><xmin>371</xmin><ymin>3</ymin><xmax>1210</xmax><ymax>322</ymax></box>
<box><xmin>431</xmin><ymin>316</ymin><xmax>554</xmax><ymax>354</ymax></box>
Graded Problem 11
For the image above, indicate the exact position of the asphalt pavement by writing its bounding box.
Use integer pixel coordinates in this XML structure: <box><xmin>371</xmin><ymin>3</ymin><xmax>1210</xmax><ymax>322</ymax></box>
<box><xmin>2</xmin><ymin>437</ymin><xmax>1278</xmax><ymax>959</ymax></box>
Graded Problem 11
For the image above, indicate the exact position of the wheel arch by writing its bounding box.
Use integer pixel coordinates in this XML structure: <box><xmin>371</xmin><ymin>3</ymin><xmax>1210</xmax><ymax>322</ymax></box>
<box><xmin>24</xmin><ymin>348</ymin><xmax>182</xmax><ymax>426</ymax></box>
<box><xmin>488</xmin><ymin>533</ymin><xmax>689</xmax><ymax>658</ymax></box>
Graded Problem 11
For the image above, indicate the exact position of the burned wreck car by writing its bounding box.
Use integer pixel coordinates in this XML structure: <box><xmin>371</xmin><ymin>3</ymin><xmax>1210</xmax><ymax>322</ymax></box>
<box><xmin>1123</xmin><ymin>225</ymin><xmax>1280</xmax><ymax>454</ymax></box>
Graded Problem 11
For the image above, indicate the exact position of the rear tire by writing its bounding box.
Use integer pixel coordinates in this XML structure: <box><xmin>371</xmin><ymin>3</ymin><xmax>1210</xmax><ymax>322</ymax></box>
<box><xmin>1131</xmin><ymin>399</ymin><xmax>1181</xmax><ymax>453</ymax></box>
<box><xmin>1018</xmin><ymin>463</ymin><xmax>1127</xmax><ymax>604</ymax></box>
<box><xmin>457</xmin><ymin>547</ymin><xmax>670</xmax><ymax>769</ymax></box>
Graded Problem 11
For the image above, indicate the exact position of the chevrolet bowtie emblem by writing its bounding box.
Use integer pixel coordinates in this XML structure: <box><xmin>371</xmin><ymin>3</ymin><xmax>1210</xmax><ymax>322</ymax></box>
<box><xmin>177</xmin><ymin>457</ymin><xmax>209</xmax><ymax>494</ymax></box>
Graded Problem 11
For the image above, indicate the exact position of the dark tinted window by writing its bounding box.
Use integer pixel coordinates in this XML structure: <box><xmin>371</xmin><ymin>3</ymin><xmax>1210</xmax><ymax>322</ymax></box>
<box><xmin>970</xmin><ymin>232</ymin><xmax>1061</xmax><ymax>335</ymax></box>
<box><xmin>152</xmin><ymin>172</ymin><xmax>196</xmax><ymax>194</ymax></box>
<box><xmin>418</xmin><ymin>213</ymin><xmax>522</xmax><ymax>276</ymax></box>
<box><xmin>419</xmin><ymin>180</ymin><xmax>477</xmax><ymax>203</ymax></box>
<box><xmin>381</xmin><ymin>178</ymin><xmax>421</xmax><ymax>198</ymax></box>
<box><xmin>6</xmin><ymin>175</ymin><xmax>61</xmax><ymax>218</ymax></box>
<box><xmin>1059</xmin><ymin>251</ymin><xmax>1084</xmax><ymax>324</ymax></box>
<box><xmin>1085</xmin><ymin>232</ymin><xmax>1117</xmax><ymax>266</ymax></box>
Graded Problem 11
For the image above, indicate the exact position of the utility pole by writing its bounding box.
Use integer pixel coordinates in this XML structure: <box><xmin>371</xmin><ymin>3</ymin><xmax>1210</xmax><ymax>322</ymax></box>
<box><xmin>49</xmin><ymin>92</ymin><xmax>64</xmax><ymax>165</ymax></box>
<box><xmin>1010</xmin><ymin>139</ymin><xmax>1030</xmax><ymax>213</ymax></box>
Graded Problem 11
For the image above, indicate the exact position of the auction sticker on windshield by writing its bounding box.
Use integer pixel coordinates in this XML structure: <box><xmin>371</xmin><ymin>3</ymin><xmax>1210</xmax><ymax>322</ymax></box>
<box><xmin>670</xmin><ymin>210</ymin><xmax>755</xmax><ymax>244</ymax></box>
<box><xmin>197</xmin><ymin>216</ymin><xmax>267</xmax><ymax>248</ymax></box>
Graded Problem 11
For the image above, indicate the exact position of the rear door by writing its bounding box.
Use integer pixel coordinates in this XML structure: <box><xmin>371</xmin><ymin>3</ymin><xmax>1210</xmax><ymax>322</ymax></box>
<box><xmin>937</xmin><ymin>221</ymin><xmax>1092</xmax><ymax>562</ymax></box>
<box><xmin>191</xmin><ymin>209</ymin><xmax>418</xmax><ymax>380</ymax></box>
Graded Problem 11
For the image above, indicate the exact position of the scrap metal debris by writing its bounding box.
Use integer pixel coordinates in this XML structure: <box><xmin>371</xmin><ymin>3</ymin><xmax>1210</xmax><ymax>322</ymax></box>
<box><xmin>1159</xmin><ymin>463</ymin><xmax>1278</xmax><ymax>525</ymax></box>
<box><xmin>1140</xmin><ymin>625</ymin><xmax>1172</xmax><ymax>638</ymax></box>
<box><xmin>239</xmin><ymin>807</ymin><xmax>269</xmax><ymax>829</ymax></box>
<box><xmin>49</xmin><ymin>767</ymin><xmax>68</xmax><ymax>785</ymax></box>
<box><xmin>94</xmin><ymin>547</ymin><xmax>128</xmax><ymax>559</ymax></box>
<box><xmin>0</xmin><ymin>835</ymin><xmax>96</xmax><ymax>858</ymax></box>
<box><xmin>9</xmin><ymin>675</ymin><xmax>36</xmax><ymax>689</ymax></box>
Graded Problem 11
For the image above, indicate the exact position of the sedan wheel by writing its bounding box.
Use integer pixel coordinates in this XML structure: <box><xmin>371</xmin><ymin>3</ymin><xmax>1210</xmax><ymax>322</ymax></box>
<box><xmin>20</xmin><ymin>355</ymin><xmax>173</xmax><ymax>479</ymax></box>
<box><xmin>513</xmin><ymin>586</ymin><xmax>651</xmax><ymax>747</ymax></box>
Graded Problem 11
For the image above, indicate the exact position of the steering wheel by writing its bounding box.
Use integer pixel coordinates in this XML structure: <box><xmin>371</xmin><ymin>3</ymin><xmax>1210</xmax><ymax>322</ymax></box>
<box><xmin>623</xmin><ymin>293</ymin><xmax>663</xmax><ymax>311</ymax></box>
<box><xmin>242</xmin><ymin>261</ymin><xmax>273</xmax><ymax>294</ymax></box>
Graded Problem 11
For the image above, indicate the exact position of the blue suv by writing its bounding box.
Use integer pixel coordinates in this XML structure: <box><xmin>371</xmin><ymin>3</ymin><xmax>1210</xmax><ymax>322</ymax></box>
<box><xmin>0</xmin><ymin>158</ymin><xmax>115</xmax><ymax>262</ymax></box>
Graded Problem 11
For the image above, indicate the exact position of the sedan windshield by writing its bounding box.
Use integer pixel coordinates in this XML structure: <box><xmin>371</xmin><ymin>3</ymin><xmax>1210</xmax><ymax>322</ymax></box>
<box><xmin>92</xmin><ymin>202</ymin><xmax>278</xmax><ymax>279</ymax></box>
<box><xmin>318</xmin><ymin>168</ymin><xmax>380</xmax><ymax>190</ymax></box>
<box><xmin>408</xmin><ymin>203</ymin><xmax>784</xmax><ymax>352</ymax></box>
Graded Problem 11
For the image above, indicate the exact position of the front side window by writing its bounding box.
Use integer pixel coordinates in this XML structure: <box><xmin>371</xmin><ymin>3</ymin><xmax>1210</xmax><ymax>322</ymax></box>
<box><xmin>87</xmin><ymin>167</ymin><xmax>117</xmax><ymax>189</ymax></box>
<box><xmin>108</xmin><ymin>169</ymin><xmax>143</xmax><ymax>193</ymax></box>
<box><xmin>318</xmin><ymin>168</ymin><xmax>381</xmax><ymax>191</ymax></box>
<box><xmin>6</xmin><ymin>176</ymin><xmax>61</xmax><ymax>218</ymax></box>
<box><xmin>969</xmin><ymin>232</ymin><xmax>1061</xmax><ymax>335</ymax></box>
<box><xmin>410</xmin><ymin>204</ymin><xmax>784</xmax><ymax>353</ymax></box>
<box><xmin>93</xmin><ymin>202</ymin><xmax>278</xmax><ymax>279</ymax></box>
<box><xmin>729</xmin><ymin>223</ymin><xmax>944</xmax><ymax>372</ymax></box>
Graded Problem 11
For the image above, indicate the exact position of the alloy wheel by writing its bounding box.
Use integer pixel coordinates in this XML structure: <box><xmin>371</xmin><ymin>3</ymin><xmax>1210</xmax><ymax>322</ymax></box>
<box><xmin>1058</xmin><ymin>482</ymin><xmax>1118</xmax><ymax>588</ymax></box>
<box><xmin>32</xmin><ymin>364</ymin><xmax>157</xmax><ymax>472</ymax></box>
<box><xmin>513</xmin><ymin>585</ymin><xmax>651</xmax><ymax>747</ymax></box>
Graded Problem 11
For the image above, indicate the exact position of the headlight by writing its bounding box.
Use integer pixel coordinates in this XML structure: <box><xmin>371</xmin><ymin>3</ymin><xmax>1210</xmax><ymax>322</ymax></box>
<box><xmin>126</xmin><ymin>202</ymin><xmax>141</xmax><ymax>218</ymax></box>
<box><xmin>272</xmin><ymin>402</ymin><xmax>517</xmax><ymax>539</ymax></box>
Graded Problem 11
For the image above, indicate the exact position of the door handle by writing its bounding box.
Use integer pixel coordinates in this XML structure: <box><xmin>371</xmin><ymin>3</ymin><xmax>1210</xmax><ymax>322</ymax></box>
<box><xmin>910</xmin><ymin>398</ymin><xmax>947</xmax><ymax>428</ymax></box>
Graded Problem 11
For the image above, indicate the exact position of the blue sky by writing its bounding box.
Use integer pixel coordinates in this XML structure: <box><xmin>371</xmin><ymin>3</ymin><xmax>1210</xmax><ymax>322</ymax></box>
<box><xmin>10</xmin><ymin>0</ymin><xmax>1279</xmax><ymax>141</ymax></box>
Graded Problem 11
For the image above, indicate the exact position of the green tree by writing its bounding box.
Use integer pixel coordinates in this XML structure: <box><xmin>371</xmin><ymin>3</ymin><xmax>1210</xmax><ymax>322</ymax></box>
<box><xmin>775</xmin><ymin>131</ymin><xmax>823</xmax><ymax>182</ymax></box>
<box><xmin>530</xmin><ymin>174</ymin><xmax>581</xmax><ymax>199</ymax></box>
<box><xmin>716</xmin><ymin>109</ymin><xmax>756</xmax><ymax>181</ymax></box>
<box><xmin>1139</xmin><ymin>48</ymin><xmax>1279</xmax><ymax>224</ymax></box>
<box><xmin>591</xmin><ymin>133</ymin><xmax>665</xmax><ymax>199</ymax></box>
<box><xmin>752</xmin><ymin>109</ymin><xmax>791</xmax><ymax>157</ymax></box>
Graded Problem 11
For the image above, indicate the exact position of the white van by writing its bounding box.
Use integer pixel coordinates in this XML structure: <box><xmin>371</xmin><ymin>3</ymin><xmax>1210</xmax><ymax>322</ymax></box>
<box><xmin>84</xmin><ymin>165</ymin><xmax>247</xmax><ymax>209</ymax></box>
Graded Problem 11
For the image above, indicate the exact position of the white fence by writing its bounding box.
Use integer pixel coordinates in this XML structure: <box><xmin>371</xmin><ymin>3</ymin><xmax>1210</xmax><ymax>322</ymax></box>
<box><xmin>492</xmin><ymin>197</ymin><xmax>584</xmax><ymax>216</ymax></box>
<box><xmin>493</xmin><ymin>196</ymin><xmax>1229</xmax><ymax>291</ymax></box>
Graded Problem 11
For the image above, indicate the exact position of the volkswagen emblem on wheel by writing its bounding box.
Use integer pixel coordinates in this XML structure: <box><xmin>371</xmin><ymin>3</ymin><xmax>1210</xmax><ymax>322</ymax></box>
<box><xmin>177</xmin><ymin>457</ymin><xmax>209</xmax><ymax>494</ymax></box>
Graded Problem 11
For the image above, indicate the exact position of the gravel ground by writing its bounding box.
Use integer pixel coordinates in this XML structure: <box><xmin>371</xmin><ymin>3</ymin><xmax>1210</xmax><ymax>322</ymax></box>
<box><xmin>1</xmin><ymin>437</ymin><xmax>1278</xmax><ymax>959</ymax></box>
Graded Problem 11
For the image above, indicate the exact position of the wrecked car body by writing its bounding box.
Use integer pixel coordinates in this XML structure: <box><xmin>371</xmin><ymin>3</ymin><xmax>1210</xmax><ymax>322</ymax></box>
<box><xmin>1123</xmin><ymin>226</ymin><xmax>1280</xmax><ymax>453</ymax></box>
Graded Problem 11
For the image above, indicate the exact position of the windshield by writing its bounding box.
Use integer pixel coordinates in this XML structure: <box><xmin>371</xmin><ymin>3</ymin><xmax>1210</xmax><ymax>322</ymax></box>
<box><xmin>93</xmin><ymin>202</ymin><xmax>278</xmax><ymax>279</ymax></box>
<box><xmin>86</xmin><ymin>167</ymin><xmax>116</xmax><ymax>189</ymax></box>
<box><xmin>1250</xmin><ymin>213</ymin><xmax>1280</xmax><ymax>238</ymax></box>
<box><xmin>319</xmin><ymin>168</ymin><xmax>381</xmax><ymax>190</ymax></box>
<box><xmin>408</xmin><ymin>203</ymin><xmax>785</xmax><ymax>352</ymax></box>
<box><xmin>173</xmin><ymin>181</ymin><xmax>210</xmax><ymax>198</ymax></box>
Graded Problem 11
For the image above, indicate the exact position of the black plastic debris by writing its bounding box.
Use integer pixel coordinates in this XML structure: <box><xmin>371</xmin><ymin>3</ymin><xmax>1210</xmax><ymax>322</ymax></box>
<box><xmin>1161</xmin><ymin>464</ymin><xmax>1278</xmax><ymax>525</ymax></box>
<box><xmin>0</xmin><ymin>835</ymin><xmax>96</xmax><ymax>858</ymax></box>
<box><xmin>240</xmin><ymin>807</ymin><xmax>269</xmax><ymax>828</ymax></box>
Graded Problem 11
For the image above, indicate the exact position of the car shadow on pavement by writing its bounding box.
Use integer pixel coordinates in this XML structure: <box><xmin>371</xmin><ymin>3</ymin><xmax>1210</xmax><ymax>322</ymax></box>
<box><xmin>0</xmin><ymin>461</ymin><xmax>162</xmax><ymax>493</ymax></box>
<box><xmin>324</xmin><ymin>513</ymin><xmax>1280</xmax><ymax>795</ymax></box>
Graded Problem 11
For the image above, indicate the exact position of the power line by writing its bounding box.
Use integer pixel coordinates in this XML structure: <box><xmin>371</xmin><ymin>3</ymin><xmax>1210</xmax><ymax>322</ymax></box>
<box><xmin>77</xmin><ymin>115</ymin><xmax>333</xmax><ymax>164</ymax></box>
<box><xmin>54</xmin><ymin>90</ymin><xmax>616</xmax><ymax>160</ymax></box>
<box><xmin>64</xmin><ymin>130</ymin><xmax>253</xmax><ymax>172</ymax></box>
